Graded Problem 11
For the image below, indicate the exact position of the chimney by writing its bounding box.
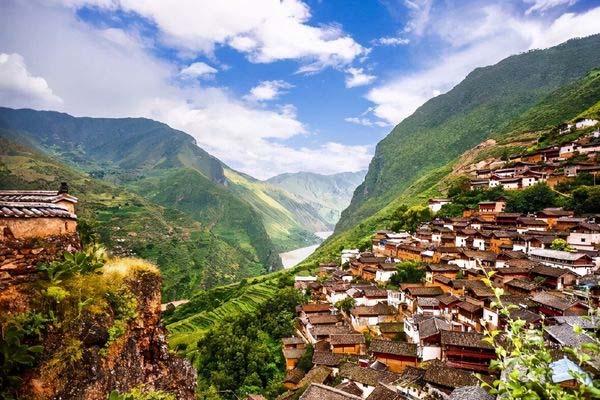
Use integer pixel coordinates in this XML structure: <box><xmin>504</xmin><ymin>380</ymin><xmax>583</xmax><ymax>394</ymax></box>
<box><xmin>58</xmin><ymin>182</ymin><xmax>69</xmax><ymax>194</ymax></box>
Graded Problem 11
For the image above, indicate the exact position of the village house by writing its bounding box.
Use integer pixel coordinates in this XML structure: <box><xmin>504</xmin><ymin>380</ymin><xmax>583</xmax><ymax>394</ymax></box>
<box><xmin>350</xmin><ymin>303</ymin><xmax>396</xmax><ymax>331</ymax></box>
<box><xmin>338</xmin><ymin>362</ymin><xmax>400</xmax><ymax>398</ymax></box>
<box><xmin>422</xmin><ymin>360</ymin><xmax>480</xmax><ymax>396</ymax></box>
<box><xmin>529</xmin><ymin>248</ymin><xmax>596</xmax><ymax>276</ymax></box>
<box><xmin>531</xmin><ymin>292</ymin><xmax>587</xmax><ymax>317</ymax></box>
<box><xmin>329</xmin><ymin>334</ymin><xmax>366</xmax><ymax>355</ymax></box>
<box><xmin>530</xmin><ymin>264</ymin><xmax>577</xmax><ymax>290</ymax></box>
<box><xmin>404</xmin><ymin>286</ymin><xmax>444</xmax><ymax>311</ymax></box>
<box><xmin>440</xmin><ymin>330</ymin><xmax>495</xmax><ymax>372</ymax></box>
<box><xmin>428</xmin><ymin>198</ymin><xmax>451</xmax><ymax>213</ymax></box>
<box><xmin>0</xmin><ymin>183</ymin><xmax>78</xmax><ymax>240</ymax></box>
<box><xmin>341</xmin><ymin>249</ymin><xmax>360</xmax><ymax>265</ymax></box>
<box><xmin>425</xmin><ymin>264</ymin><xmax>460</xmax><ymax>283</ymax></box>
<box><xmin>282</xmin><ymin>337</ymin><xmax>307</xmax><ymax>370</ymax></box>
<box><xmin>404</xmin><ymin>315</ymin><xmax>451</xmax><ymax>361</ymax></box>
<box><xmin>567</xmin><ymin>222</ymin><xmax>600</xmax><ymax>251</ymax></box>
<box><xmin>375</xmin><ymin>262</ymin><xmax>397</xmax><ymax>283</ymax></box>
<box><xmin>537</xmin><ymin>208</ymin><xmax>574</xmax><ymax>229</ymax></box>
<box><xmin>378</xmin><ymin>322</ymin><xmax>405</xmax><ymax>340</ymax></box>
<box><xmin>369</xmin><ymin>339</ymin><xmax>418</xmax><ymax>373</ymax></box>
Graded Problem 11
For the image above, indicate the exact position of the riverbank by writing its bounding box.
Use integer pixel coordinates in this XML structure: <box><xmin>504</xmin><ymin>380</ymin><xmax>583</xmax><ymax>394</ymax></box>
<box><xmin>280</xmin><ymin>231</ymin><xmax>332</xmax><ymax>268</ymax></box>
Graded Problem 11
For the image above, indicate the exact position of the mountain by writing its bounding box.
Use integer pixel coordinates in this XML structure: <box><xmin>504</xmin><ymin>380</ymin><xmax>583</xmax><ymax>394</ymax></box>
<box><xmin>307</xmin><ymin>35</ymin><xmax>600</xmax><ymax>263</ymax></box>
<box><xmin>335</xmin><ymin>35</ymin><xmax>600</xmax><ymax>234</ymax></box>
<box><xmin>267</xmin><ymin>170</ymin><xmax>366</xmax><ymax>228</ymax></box>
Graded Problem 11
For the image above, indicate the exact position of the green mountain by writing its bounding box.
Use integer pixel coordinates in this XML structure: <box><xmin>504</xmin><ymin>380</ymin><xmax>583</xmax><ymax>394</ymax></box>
<box><xmin>306</xmin><ymin>35</ymin><xmax>600</xmax><ymax>264</ymax></box>
<box><xmin>335</xmin><ymin>35</ymin><xmax>600</xmax><ymax>235</ymax></box>
<box><xmin>267</xmin><ymin>170</ymin><xmax>366</xmax><ymax>227</ymax></box>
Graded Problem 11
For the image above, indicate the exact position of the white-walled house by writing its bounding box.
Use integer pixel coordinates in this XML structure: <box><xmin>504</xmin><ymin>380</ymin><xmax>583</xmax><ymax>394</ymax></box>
<box><xmin>568</xmin><ymin>223</ymin><xmax>600</xmax><ymax>251</ymax></box>
<box><xmin>341</xmin><ymin>249</ymin><xmax>360</xmax><ymax>265</ymax></box>
<box><xmin>428</xmin><ymin>198</ymin><xmax>451</xmax><ymax>213</ymax></box>
<box><xmin>575</xmin><ymin>119</ymin><xmax>598</xmax><ymax>129</ymax></box>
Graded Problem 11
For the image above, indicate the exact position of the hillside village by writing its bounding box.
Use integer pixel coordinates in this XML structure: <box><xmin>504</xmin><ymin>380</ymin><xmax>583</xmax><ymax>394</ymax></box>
<box><xmin>279</xmin><ymin>121</ymin><xmax>600</xmax><ymax>400</ymax></box>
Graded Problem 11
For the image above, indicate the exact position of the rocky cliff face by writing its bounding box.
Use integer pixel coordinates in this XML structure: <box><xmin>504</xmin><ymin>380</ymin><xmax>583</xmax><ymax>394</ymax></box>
<box><xmin>0</xmin><ymin>236</ymin><xmax>196</xmax><ymax>399</ymax></box>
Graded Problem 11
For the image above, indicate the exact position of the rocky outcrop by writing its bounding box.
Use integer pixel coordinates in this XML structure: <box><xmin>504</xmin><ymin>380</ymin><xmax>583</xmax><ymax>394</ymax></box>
<box><xmin>2</xmin><ymin>259</ymin><xmax>197</xmax><ymax>399</ymax></box>
<box><xmin>0</xmin><ymin>233</ymin><xmax>81</xmax><ymax>288</ymax></box>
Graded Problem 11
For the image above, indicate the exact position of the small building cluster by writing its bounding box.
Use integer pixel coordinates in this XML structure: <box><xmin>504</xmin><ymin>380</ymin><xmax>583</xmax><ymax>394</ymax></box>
<box><xmin>467</xmin><ymin>124</ymin><xmax>599</xmax><ymax>190</ymax></box>
<box><xmin>281</xmin><ymin>204</ymin><xmax>599</xmax><ymax>399</ymax></box>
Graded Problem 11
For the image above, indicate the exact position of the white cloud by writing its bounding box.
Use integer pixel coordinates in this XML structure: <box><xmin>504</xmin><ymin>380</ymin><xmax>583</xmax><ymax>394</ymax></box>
<box><xmin>0</xmin><ymin>1</ymin><xmax>372</xmax><ymax>178</ymax></box>
<box><xmin>344</xmin><ymin>116</ymin><xmax>390</xmax><ymax>128</ymax></box>
<box><xmin>372</xmin><ymin>36</ymin><xmax>410</xmax><ymax>46</ymax></box>
<box><xmin>0</xmin><ymin>53</ymin><xmax>63</xmax><ymax>109</ymax></box>
<box><xmin>180</xmin><ymin>62</ymin><xmax>218</xmax><ymax>79</ymax></box>
<box><xmin>524</xmin><ymin>0</ymin><xmax>577</xmax><ymax>15</ymax></box>
<box><xmin>403</xmin><ymin>0</ymin><xmax>433</xmax><ymax>36</ymax></box>
<box><xmin>57</xmin><ymin>0</ymin><xmax>366</xmax><ymax>72</ymax></box>
<box><xmin>345</xmin><ymin>67</ymin><xmax>376</xmax><ymax>88</ymax></box>
<box><xmin>245</xmin><ymin>80</ymin><xmax>294</xmax><ymax>102</ymax></box>
<box><xmin>366</xmin><ymin>4</ymin><xmax>600</xmax><ymax>125</ymax></box>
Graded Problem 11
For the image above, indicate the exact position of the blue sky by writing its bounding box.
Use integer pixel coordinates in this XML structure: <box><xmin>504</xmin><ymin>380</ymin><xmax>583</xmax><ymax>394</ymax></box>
<box><xmin>1</xmin><ymin>0</ymin><xmax>600</xmax><ymax>178</ymax></box>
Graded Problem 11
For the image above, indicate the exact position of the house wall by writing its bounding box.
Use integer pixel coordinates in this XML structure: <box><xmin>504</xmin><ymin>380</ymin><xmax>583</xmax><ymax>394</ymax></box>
<box><xmin>421</xmin><ymin>345</ymin><xmax>441</xmax><ymax>361</ymax></box>
<box><xmin>568</xmin><ymin>232</ymin><xmax>600</xmax><ymax>251</ymax></box>
<box><xmin>332</xmin><ymin>344</ymin><xmax>363</xmax><ymax>355</ymax></box>
<box><xmin>1</xmin><ymin>217</ymin><xmax>77</xmax><ymax>240</ymax></box>
<box><xmin>373</xmin><ymin>354</ymin><xmax>417</xmax><ymax>373</ymax></box>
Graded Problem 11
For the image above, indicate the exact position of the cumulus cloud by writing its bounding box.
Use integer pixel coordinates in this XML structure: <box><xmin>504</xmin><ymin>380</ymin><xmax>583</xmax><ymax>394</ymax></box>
<box><xmin>57</xmin><ymin>0</ymin><xmax>366</xmax><ymax>72</ymax></box>
<box><xmin>366</xmin><ymin>3</ymin><xmax>600</xmax><ymax>125</ymax></box>
<box><xmin>344</xmin><ymin>116</ymin><xmax>390</xmax><ymax>127</ymax></box>
<box><xmin>0</xmin><ymin>52</ymin><xmax>63</xmax><ymax>109</ymax></box>
<box><xmin>180</xmin><ymin>62</ymin><xmax>218</xmax><ymax>79</ymax></box>
<box><xmin>245</xmin><ymin>80</ymin><xmax>294</xmax><ymax>102</ymax></box>
<box><xmin>524</xmin><ymin>0</ymin><xmax>577</xmax><ymax>15</ymax></box>
<box><xmin>0</xmin><ymin>1</ymin><xmax>372</xmax><ymax>178</ymax></box>
<box><xmin>345</xmin><ymin>67</ymin><xmax>376</xmax><ymax>88</ymax></box>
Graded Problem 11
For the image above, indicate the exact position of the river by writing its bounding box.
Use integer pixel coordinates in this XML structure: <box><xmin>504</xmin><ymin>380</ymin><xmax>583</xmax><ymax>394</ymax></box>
<box><xmin>279</xmin><ymin>231</ymin><xmax>333</xmax><ymax>268</ymax></box>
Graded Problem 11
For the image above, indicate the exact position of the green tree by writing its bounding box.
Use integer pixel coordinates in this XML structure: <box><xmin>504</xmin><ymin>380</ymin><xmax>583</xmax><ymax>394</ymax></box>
<box><xmin>390</xmin><ymin>261</ymin><xmax>425</xmax><ymax>286</ymax></box>
<box><xmin>505</xmin><ymin>183</ymin><xmax>558</xmax><ymax>214</ymax></box>
<box><xmin>335</xmin><ymin>297</ymin><xmax>356</xmax><ymax>314</ymax></box>
<box><xmin>390</xmin><ymin>205</ymin><xmax>433</xmax><ymax>233</ymax></box>
<box><xmin>296</xmin><ymin>344</ymin><xmax>313</xmax><ymax>373</ymax></box>
<box><xmin>550</xmin><ymin>238</ymin><xmax>572</xmax><ymax>252</ymax></box>
<box><xmin>572</xmin><ymin>186</ymin><xmax>600</xmax><ymax>214</ymax></box>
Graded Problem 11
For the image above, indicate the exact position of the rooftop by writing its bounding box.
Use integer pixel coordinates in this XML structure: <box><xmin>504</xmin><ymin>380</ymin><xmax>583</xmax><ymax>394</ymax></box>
<box><xmin>440</xmin><ymin>330</ymin><xmax>493</xmax><ymax>350</ymax></box>
<box><xmin>299</xmin><ymin>384</ymin><xmax>362</xmax><ymax>400</ymax></box>
<box><xmin>369</xmin><ymin>339</ymin><xmax>417</xmax><ymax>358</ymax></box>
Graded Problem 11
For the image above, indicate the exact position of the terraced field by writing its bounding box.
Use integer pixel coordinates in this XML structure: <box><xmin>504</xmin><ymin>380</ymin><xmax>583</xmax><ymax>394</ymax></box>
<box><xmin>166</xmin><ymin>282</ymin><xmax>279</xmax><ymax>349</ymax></box>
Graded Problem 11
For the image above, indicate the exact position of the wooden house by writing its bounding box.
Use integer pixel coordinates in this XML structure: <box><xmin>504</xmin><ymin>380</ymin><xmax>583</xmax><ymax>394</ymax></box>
<box><xmin>330</xmin><ymin>334</ymin><xmax>366</xmax><ymax>355</ymax></box>
<box><xmin>369</xmin><ymin>340</ymin><xmax>418</xmax><ymax>373</ymax></box>
<box><xmin>440</xmin><ymin>330</ymin><xmax>495</xmax><ymax>372</ymax></box>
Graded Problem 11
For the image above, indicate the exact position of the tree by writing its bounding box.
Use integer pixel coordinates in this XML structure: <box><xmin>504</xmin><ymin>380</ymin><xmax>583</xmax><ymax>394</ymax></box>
<box><xmin>505</xmin><ymin>183</ymin><xmax>558</xmax><ymax>214</ymax></box>
<box><xmin>572</xmin><ymin>186</ymin><xmax>600</xmax><ymax>214</ymax></box>
<box><xmin>296</xmin><ymin>344</ymin><xmax>313</xmax><ymax>372</ymax></box>
<box><xmin>550</xmin><ymin>238</ymin><xmax>572</xmax><ymax>252</ymax></box>
<box><xmin>390</xmin><ymin>261</ymin><xmax>425</xmax><ymax>286</ymax></box>
<box><xmin>390</xmin><ymin>206</ymin><xmax>433</xmax><ymax>233</ymax></box>
<box><xmin>335</xmin><ymin>297</ymin><xmax>356</xmax><ymax>314</ymax></box>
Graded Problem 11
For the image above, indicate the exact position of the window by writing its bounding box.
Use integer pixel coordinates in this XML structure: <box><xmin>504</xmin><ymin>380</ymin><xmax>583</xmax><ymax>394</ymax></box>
<box><xmin>581</xmin><ymin>238</ymin><xmax>586</xmax><ymax>242</ymax></box>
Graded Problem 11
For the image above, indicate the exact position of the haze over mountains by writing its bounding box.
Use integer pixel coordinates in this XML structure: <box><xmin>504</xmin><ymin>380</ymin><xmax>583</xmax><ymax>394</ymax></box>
<box><xmin>0</xmin><ymin>107</ymin><xmax>364</xmax><ymax>299</ymax></box>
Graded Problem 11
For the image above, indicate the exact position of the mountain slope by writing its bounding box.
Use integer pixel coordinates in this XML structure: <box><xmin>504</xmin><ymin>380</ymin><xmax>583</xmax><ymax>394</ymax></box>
<box><xmin>0</xmin><ymin>135</ymin><xmax>272</xmax><ymax>300</ymax></box>
<box><xmin>336</xmin><ymin>34</ymin><xmax>600</xmax><ymax>234</ymax></box>
<box><xmin>267</xmin><ymin>170</ymin><xmax>366</xmax><ymax>227</ymax></box>
<box><xmin>308</xmin><ymin>35</ymin><xmax>600</xmax><ymax>262</ymax></box>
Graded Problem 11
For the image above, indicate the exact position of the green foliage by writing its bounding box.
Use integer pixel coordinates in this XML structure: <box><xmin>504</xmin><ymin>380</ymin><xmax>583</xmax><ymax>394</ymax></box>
<box><xmin>505</xmin><ymin>183</ymin><xmax>559</xmax><ymax>214</ymax></box>
<box><xmin>550</xmin><ymin>238</ymin><xmax>572</xmax><ymax>252</ymax></box>
<box><xmin>390</xmin><ymin>205</ymin><xmax>433</xmax><ymax>233</ymax></box>
<box><xmin>44</xmin><ymin>286</ymin><xmax>70</xmax><ymax>303</ymax></box>
<box><xmin>390</xmin><ymin>261</ymin><xmax>425</xmax><ymax>286</ymax></box>
<box><xmin>571</xmin><ymin>186</ymin><xmax>600</xmax><ymax>214</ymax></box>
<box><xmin>335</xmin><ymin>297</ymin><xmax>356</xmax><ymax>314</ymax></box>
<box><xmin>38</xmin><ymin>244</ymin><xmax>107</xmax><ymax>284</ymax></box>
<box><xmin>481</xmin><ymin>270</ymin><xmax>599</xmax><ymax>399</ymax></box>
<box><xmin>296</xmin><ymin>344</ymin><xmax>314</xmax><ymax>373</ymax></box>
<box><xmin>0</xmin><ymin>319</ymin><xmax>44</xmax><ymax>398</ymax></box>
<box><xmin>108</xmin><ymin>388</ymin><xmax>176</xmax><ymax>400</ymax></box>
<box><xmin>193</xmin><ymin>288</ymin><xmax>304</xmax><ymax>399</ymax></box>
<box><xmin>438</xmin><ymin>186</ymin><xmax>506</xmax><ymax>218</ymax></box>
<box><xmin>555</xmin><ymin>173</ymin><xmax>596</xmax><ymax>193</ymax></box>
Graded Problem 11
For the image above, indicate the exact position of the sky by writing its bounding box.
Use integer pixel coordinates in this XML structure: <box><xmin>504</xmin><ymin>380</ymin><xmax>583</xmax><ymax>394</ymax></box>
<box><xmin>1</xmin><ymin>0</ymin><xmax>600</xmax><ymax>179</ymax></box>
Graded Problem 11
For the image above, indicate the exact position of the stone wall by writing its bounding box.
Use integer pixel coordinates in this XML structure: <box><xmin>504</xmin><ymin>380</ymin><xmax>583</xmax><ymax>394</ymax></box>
<box><xmin>0</xmin><ymin>233</ymin><xmax>81</xmax><ymax>288</ymax></box>
<box><xmin>1</xmin><ymin>217</ymin><xmax>77</xmax><ymax>240</ymax></box>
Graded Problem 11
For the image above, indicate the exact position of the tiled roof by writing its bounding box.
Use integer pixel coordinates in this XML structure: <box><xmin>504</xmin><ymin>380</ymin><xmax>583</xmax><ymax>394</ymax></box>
<box><xmin>531</xmin><ymin>292</ymin><xmax>577</xmax><ymax>311</ymax></box>
<box><xmin>335</xmin><ymin>381</ymin><xmax>363</xmax><ymax>397</ymax></box>
<box><xmin>310</xmin><ymin>325</ymin><xmax>355</xmax><ymax>337</ymax></box>
<box><xmin>423</xmin><ymin>361</ymin><xmax>479</xmax><ymax>389</ymax></box>
<box><xmin>440</xmin><ymin>330</ymin><xmax>493</xmax><ymax>350</ymax></box>
<box><xmin>369</xmin><ymin>339</ymin><xmax>417</xmax><ymax>357</ymax></box>
<box><xmin>0</xmin><ymin>201</ymin><xmax>77</xmax><ymax>220</ymax></box>
<box><xmin>339</xmin><ymin>363</ymin><xmax>400</xmax><ymax>387</ymax></box>
<box><xmin>365</xmin><ymin>385</ymin><xmax>402</xmax><ymax>400</ymax></box>
<box><xmin>351</xmin><ymin>303</ymin><xmax>396</xmax><ymax>317</ymax></box>
<box><xmin>299</xmin><ymin>384</ymin><xmax>362</xmax><ymax>400</ymax></box>
<box><xmin>417</xmin><ymin>297</ymin><xmax>440</xmax><ymax>307</ymax></box>
<box><xmin>282</xmin><ymin>337</ymin><xmax>305</xmax><ymax>346</ymax></box>
<box><xmin>330</xmin><ymin>334</ymin><xmax>365</xmax><ymax>346</ymax></box>
<box><xmin>457</xmin><ymin>301</ymin><xmax>482</xmax><ymax>314</ymax></box>
<box><xmin>448</xmin><ymin>386</ymin><xmax>494</xmax><ymax>400</ymax></box>
<box><xmin>0</xmin><ymin>190</ymin><xmax>77</xmax><ymax>204</ymax></box>
<box><xmin>297</xmin><ymin>365</ymin><xmax>333</xmax><ymax>387</ymax></box>
<box><xmin>406</xmin><ymin>286</ymin><xmax>444</xmax><ymax>297</ymax></box>
<box><xmin>284</xmin><ymin>368</ymin><xmax>306</xmax><ymax>384</ymax></box>
<box><xmin>545</xmin><ymin>324</ymin><xmax>595</xmax><ymax>347</ymax></box>
<box><xmin>436</xmin><ymin>294</ymin><xmax>460</xmax><ymax>306</ymax></box>
<box><xmin>301</xmin><ymin>304</ymin><xmax>333</xmax><ymax>313</ymax></box>
<box><xmin>531</xmin><ymin>265</ymin><xmax>573</xmax><ymax>278</ymax></box>
<box><xmin>427</xmin><ymin>263</ymin><xmax>460</xmax><ymax>272</ymax></box>
<box><xmin>505</xmin><ymin>279</ymin><xmax>538</xmax><ymax>291</ymax></box>
<box><xmin>283</xmin><ymin>348</ymin><xmax>305</xmax><ymax>359</ymax></box>
<box><xmin>312</xmin><ymin>351</ymin><xmax>346</xmax><ymax>366</ymax></box>
<box><xmin>378</xmin><ymin>322</ymin><xmax>404</xmax><ymax>333</ymax></box>
<box><xmin>364</xmin><ymin>288</ymin><xmax>388</xmax><ymax>298</ymax></box>
<box><xmin>418</xmin><ymin>317</ymin><xmax>450</xmax><ymax>339</ymax></box>
<box><xmin>308</xmin><ymin>314</ymin><xmax>340</xmax><ymax>325</ymax></box>
<box><xmin>530</xmin><ymin>248</ymin><xmax>591</xmax><ymax>262</ymax></box>
<box><xmin>552</xmin><ymin>315</ymin><xmax>598</xmax><ymax>330</ymax></box>
<box><xmin>509</xmin><ymin>308</ymin><xmax>542</xmax><ymax>324</ymax></box>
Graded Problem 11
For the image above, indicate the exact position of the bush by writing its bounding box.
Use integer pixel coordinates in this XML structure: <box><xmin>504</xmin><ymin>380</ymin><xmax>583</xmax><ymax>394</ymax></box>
<box><xmin>390</xmin><ymin>261</ymin><xmax>425</xmax><ymax>286</ymax></box>
<box><xmin>505</xmin><ymin>183</ymin><xmax>558</xmax><ymax>214</ymax></box>
<box><xmin>38</xmin><ymin>244</ymin><xmax>107</xmax><ymax>284</ymax></box>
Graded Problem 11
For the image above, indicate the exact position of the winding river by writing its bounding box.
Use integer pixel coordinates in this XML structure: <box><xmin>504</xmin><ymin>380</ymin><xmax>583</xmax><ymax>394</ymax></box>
<box><xmin>279</xmin><ymin>231</ymin><xmax>333</xmax><ymax>269</ymax></box>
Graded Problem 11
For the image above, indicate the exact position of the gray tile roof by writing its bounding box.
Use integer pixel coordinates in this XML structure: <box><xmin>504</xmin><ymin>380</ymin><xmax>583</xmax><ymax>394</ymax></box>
<box><xmin>299</xmin><ymin>384</ymin><xmax>362</xmax><ymax>400</ymax></box>
<box><xmin>369</xmin><ymin>339</ymin><xmax>417</xmax><ymax>357</ymax></box>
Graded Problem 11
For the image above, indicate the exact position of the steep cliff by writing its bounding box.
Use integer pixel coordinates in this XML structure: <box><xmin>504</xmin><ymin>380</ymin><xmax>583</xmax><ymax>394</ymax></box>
<box><xmin>0</xmin><ymin>239</ymin><xmax>196</xmax><ymax>399</ymax></box>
